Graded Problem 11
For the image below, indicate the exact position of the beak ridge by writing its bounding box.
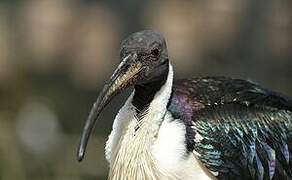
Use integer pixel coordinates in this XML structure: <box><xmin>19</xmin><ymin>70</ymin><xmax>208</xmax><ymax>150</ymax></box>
<box><xmin>77</xmin><ymin>53</ymin><xmax>141</xmax><ymax>161</ymax></box>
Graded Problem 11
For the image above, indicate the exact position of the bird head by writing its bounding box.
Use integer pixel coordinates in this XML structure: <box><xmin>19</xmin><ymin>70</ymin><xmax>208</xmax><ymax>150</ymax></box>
<box><xmin>77</xmin><ymin>30</ymin><xmax>169</xmax><ymax>161</ymax></box>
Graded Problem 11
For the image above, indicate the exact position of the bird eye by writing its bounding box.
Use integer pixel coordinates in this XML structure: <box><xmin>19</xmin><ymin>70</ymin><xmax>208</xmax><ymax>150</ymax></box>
<box><xmin>151</xmin><ymin>48</ymin><xmax>160</xmax><ymax>57</ymax></box>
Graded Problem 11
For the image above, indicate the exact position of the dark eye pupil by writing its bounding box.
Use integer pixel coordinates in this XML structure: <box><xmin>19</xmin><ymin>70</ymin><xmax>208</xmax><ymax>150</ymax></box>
<box><xmin>151</xmin><ymin>49</ymin><xmax>160</xmax><ymax>56</ymax></box>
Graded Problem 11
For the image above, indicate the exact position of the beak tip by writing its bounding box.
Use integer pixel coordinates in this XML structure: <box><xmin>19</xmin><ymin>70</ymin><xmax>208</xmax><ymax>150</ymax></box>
<box><xmin>77</xmin><ymin>145</ymin><xmax>85</xmax><ymax>162</ymax></box>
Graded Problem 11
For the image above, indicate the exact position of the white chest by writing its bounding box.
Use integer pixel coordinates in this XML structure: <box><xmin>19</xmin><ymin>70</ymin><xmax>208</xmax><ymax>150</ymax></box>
<box><xmin>152</xmin><ymin>113</ymin><xmax>210</xmax><ymax>180</ymax></box>
<box><xmin>105</xmin><ymin>107</ymin><xmax>211</xmax><ymax>180</ymax></box>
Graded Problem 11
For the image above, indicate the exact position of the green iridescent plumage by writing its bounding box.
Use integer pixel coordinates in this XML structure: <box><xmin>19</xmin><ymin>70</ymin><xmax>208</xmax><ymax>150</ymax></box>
<box><xmin>169</xmin><ymin>76</ymin><xmax>292</xmax><ymax>180</ymax></box>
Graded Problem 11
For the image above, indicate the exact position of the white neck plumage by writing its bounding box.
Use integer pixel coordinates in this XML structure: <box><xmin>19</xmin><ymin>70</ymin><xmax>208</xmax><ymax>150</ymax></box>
<box><xmin>106</xmin><ymin>63</ymin><xmax>174</xmax><ymax>180</ymax></box>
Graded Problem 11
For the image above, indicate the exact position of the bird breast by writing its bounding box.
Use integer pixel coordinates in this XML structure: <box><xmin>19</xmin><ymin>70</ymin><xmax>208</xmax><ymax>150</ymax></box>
<box><xmin>106</xmin><ymin>106</ymin><xmax>211</xmax><ymax>180</ymax></box>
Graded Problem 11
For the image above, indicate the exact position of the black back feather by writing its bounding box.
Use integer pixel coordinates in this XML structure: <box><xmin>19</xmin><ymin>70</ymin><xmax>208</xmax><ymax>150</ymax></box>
<box><xmin>168</xmin><ymin>76</ymin><xmax>292</xmax><ymax>180</ymax></box>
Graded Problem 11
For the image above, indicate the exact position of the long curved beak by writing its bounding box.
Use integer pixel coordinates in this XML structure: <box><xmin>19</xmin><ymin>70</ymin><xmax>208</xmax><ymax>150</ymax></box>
<box><xmin>77</xmin><ymin>53</ymin><xmax>141</xmax><ymax>162</ymax></box>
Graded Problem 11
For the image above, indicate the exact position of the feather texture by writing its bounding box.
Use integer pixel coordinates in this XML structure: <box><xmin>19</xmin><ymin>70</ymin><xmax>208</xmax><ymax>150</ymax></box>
<box><xmin>169</xmin><ymin>76</ymin><xmax>292</xmax><ymax>180</ymax></box>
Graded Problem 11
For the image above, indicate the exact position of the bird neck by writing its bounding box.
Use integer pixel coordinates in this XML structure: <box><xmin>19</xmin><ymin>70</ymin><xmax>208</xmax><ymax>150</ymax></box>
<box><xmin>130</xmin><ymin>61</ymin><xmax>174</xmax><ymax>137</ymax></box>
<box><xmin>132</xmin><ymin>61</ymin><xmax>171</xmax><ymax>113</ymax></box>
<box><xmin>108</xmin><ymin>63</ymin><xmax>174</xmax><ymax>180</ymax></box>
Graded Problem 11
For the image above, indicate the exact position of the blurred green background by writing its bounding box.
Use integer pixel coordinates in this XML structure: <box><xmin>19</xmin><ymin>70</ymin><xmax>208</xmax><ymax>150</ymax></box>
<box><xmin>0</xmin><ymin>0</ymin><xmax>291</xmax><ymax>179</ymax></box>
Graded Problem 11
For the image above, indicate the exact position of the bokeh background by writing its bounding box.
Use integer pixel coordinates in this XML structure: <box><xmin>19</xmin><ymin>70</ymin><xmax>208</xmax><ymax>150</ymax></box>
<box><xmin>0</xmin><ymin>0</ymin><xmax>291</xmax><ymax>179</ymax></box>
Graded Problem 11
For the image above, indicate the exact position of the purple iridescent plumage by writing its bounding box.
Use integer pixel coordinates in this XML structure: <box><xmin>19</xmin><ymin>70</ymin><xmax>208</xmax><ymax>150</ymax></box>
<box><xmin>167</xmin><ymin>76</ymin><xmax>292</xmax><ymax>180</ymax></box>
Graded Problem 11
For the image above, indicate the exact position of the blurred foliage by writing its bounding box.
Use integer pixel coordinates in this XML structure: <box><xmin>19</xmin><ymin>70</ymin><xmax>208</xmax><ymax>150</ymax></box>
<box><xmin>0</xmin><ymin>0</ymin><xmax>291</xmax><ymax>179</ymax></box>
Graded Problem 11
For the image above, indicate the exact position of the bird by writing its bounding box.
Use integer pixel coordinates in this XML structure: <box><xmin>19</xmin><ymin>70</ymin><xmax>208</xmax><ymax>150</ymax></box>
<box><xmin>77</xmin><ymin>30</ymin><xmax>292</xmax><ymax>180</ymax></box>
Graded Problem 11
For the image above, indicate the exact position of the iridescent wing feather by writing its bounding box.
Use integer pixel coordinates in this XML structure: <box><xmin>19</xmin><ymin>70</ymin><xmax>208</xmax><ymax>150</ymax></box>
<box><xmin>168</xmin><ymin>77</ymin><xmax>292</xmax><ymax>180</ymax></box>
